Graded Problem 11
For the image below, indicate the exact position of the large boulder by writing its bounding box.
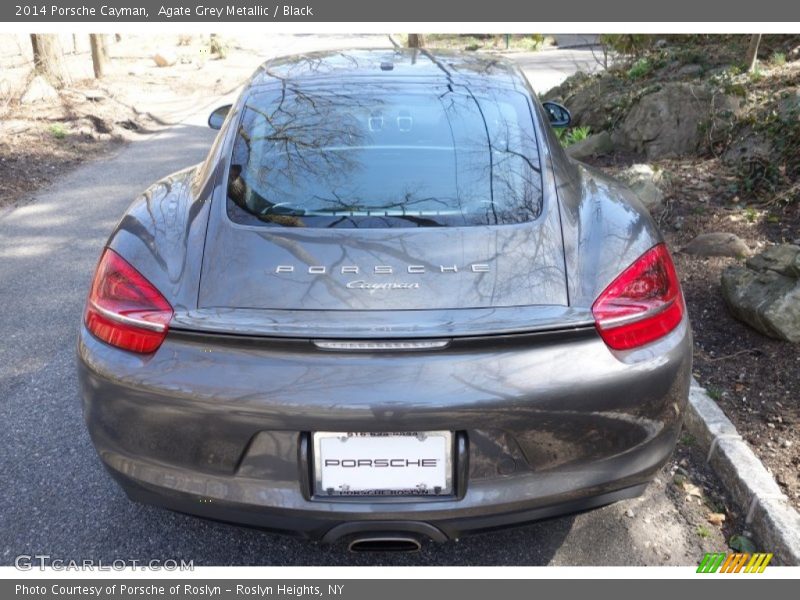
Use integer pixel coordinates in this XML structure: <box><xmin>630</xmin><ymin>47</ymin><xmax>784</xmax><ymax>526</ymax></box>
<box><xmin>746</xmin><ymin>244</ymin><xmax>800</xmax><ymax>278</ymax></box>
<box><xmin>544</xmin><ymin>72</ymin><xmax>628</xmax><ymax>132</ymax></box>
<box><xmin>721</xmin><ymin>244</ymin><xmax>800</xmax><ymax>342</ymax></box>
<box><xmin>722</xmin><ymin>128</ymin><xmax>772</xmax><ymax>167</ymax></box>
<box><xmin>615</xmin><ymin>163</ymin><xmax>665</xmax><ymax>213</ymax></box>
<box><xmin>612</xmin><ymin>83</ymin><xmax>741</xmax><ymax>160</ymax></box>
<box><xmin>683</xmin><ymin>232</ymin><xmax>752</xmax><ymax>258</ymax></box>
<box><xmin>778</xmin><ymin>88</ymin><xmax>800</xmax><ymax>121</ymax></box>
<box><xmin>675</xmin><ymin>64</ymin><xmax>703</xmax><ymax>78</ymax></box>
<box><xmin>566</xmin><ymin>131</ymin><xmax>613</xmax><ymax>159</ymax></box>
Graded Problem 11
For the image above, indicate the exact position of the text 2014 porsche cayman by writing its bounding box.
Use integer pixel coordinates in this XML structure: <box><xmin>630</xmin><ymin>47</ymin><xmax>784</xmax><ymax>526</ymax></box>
<box><xmin>16</xmin><ymin>5</ymin><xmax>149</xmax><ymax>18</ymax></box>
<box><xmin>78</xmin><ymin>49</ymin><xmax>691</xmax><ymax>550</ymax></box>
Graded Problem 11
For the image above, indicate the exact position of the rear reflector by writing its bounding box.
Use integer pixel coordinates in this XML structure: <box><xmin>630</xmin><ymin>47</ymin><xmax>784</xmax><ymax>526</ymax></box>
<box><xmin>592</xmin><ymin>244</ymin><xmax>684</xmax><ymax>351</ymax></box>
<box><xmin>84</xmin><ymin>249</ymin><xmax>173</xmax><ymax>353</ymax></box>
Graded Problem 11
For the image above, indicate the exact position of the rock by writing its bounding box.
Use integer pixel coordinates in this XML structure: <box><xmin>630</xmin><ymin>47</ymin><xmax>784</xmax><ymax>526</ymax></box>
<box><xmin>778</xmin><ymin>88</ymin><xmax>800</xmax><ymax>121</ymax></box>
<box><xmin>683</xmin><ymin>232</ymin><xmax>751</xmax><ymax>258</ymax></box>
<box><xmin>20</xmin><ymin>75</ymin><xmax>59</xmax><ymax>104</ymax></box>
<box><xmin>615</xmin><ymin>164</ymin><xmax>665</xmax><ymax>213</ymax></box>
<box><xmin>566</xmin><ymin>131</ymin><xmax>613</xmax><ymax>159</ymax></box>
<box><xmin>544</xmin><ymin>72</ymin><xmax>626</xmax><ymax>132</ymax></box>
<box><xmin>625</xmin><ymin>508</ymin><xmax>635</xmax><ymax>518</ymax></box>
<box><xmin>613</xmin><ymin>83</ymin><xmax>741</xmax><ymax>159</ymax></box>
<box><xmin>721</xmin><ymin>245</ymin><xmax>800</xmax><ymax>342</ymax></box>
<box><xmin>746</xmin><ymin>244</ymin><xmax>800</xmax><ymax>278</ymax></box>
<box><xmin>676</xmin><ymin>64</ymin><xmax>703</xmax><ymax>77</ymax></box>
<box><xmin>84</xmin><ymin>114</ymin><xmax>113</xmax><ymax>134</ymax></box>
<box><xmin>153</xmin><ymin>50</ymin><xmax>178</xmax><ymax>67</ymax></box>
<box><xmin>723</xmin><ymin>130</ymin><xmax>772</xmax><ymax>166</ymax></box>
<box><xmin>81</xmin><ymin>89</ymin><xmax>106</xmax><ymax>102</ymax></box>
<box><xmin>542</xmin><ymin>71</ymin><xmax>591</xmax><ymax>103</ymax></box>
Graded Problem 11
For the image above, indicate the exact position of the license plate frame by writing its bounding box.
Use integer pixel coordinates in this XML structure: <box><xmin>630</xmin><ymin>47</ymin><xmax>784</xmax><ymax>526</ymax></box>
<box><xmin>312</xmin><ymin>431</ymin><xmax>454</xmax><ymax>497</ymax></box>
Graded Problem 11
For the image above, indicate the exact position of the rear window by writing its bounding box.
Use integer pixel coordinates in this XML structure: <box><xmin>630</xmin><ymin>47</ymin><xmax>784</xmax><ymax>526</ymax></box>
<box><xmin>226</xmin><ymin>85</ymin><xmax>543</xmax><ymax>228</ymax></box>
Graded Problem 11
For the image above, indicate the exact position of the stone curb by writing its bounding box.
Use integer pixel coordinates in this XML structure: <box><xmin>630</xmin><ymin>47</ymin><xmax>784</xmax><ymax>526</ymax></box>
<box><xmin>684</xmin><ymin>378</ymin><xmax>800</xmax><ymax>565</ymax></box>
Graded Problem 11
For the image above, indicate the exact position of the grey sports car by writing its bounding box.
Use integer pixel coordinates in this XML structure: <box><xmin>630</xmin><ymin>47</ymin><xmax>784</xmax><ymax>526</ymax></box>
<box><xmin>78</xmin><ymin>49</ymin><xmax>690</xmax><ymax>551</ymax></box>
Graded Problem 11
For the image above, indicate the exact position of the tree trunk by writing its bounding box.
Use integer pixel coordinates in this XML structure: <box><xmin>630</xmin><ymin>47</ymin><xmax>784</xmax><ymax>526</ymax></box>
<box><xmin>407</xmin><ymin>34</ymin><xmax>425</xmax><ymax>49</ymax></box>
<box><xmin>745</xmin><ymin>34</ymin><xmax>762</xmax><ymax>73</ymax></box>
<box><xmin>29</xmin><ymin>34</ymin><xmax>70</xmax><ymax>88</ymax></box>
<box><xmin>89</xmin><ymin>34</ymin><xmax>107</xmax><ymax>79</ymax></box>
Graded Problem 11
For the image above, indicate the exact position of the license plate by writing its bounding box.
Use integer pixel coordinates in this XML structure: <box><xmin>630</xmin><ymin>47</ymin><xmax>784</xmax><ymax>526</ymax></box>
<box><xmin>312</xmin><ymin>431</ymin><xmax>453</xmax><ymax>497</ymax></box>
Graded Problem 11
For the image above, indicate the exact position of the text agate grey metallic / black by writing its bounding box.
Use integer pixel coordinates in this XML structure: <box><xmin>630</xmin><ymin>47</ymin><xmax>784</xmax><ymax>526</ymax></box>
<box><xmin>77</xmin><ymin>49</ymin><xmax>691</xmax><ymax>543</ymax></box>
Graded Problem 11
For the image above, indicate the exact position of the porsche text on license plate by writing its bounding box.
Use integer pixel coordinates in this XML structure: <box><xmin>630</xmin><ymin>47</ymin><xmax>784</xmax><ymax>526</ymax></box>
<box><xmin>312</xmin><ymin>431</ymin><xmax>453</xmax><ymax>496</ymax></box>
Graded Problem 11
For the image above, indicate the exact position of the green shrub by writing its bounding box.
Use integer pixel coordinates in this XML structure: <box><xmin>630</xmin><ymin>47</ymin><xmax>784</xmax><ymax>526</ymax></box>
<box><xmin>770</xmin><ymin>52</ymin><xmax>786</xmax><ymax>67</ymax></box>
<box><xmin>556</xmin><ymin>126</ymin><xmax>591</xmax><ymax>147</ymax></box>
<box><xmin>627</xmin><ymin>58</ymin><xmax>653</xmax><ymax>79</ymax></box>
<box><xmin>48</xmin><ymin>124</ymin><xmax>67</xmax><ymax>139</ymax></box>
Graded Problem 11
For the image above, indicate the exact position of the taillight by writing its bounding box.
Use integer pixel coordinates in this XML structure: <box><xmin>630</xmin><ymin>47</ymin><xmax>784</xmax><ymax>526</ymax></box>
<box><xmin>84</xmin><ymin>249</ymin><xmax>173</xmax><ymax>353</ymax></box>
<box><xmin>591</xmin><ymin>243</ymin><xmax>684</xmax><ymax>351</ymax></box>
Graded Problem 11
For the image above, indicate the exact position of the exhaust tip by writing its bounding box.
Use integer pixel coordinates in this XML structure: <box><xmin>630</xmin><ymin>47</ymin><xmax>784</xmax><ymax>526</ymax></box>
<box><xmin>348</xmin><ymin>536</ymin><xmax>422</xmax><ymax>553</ymax></box>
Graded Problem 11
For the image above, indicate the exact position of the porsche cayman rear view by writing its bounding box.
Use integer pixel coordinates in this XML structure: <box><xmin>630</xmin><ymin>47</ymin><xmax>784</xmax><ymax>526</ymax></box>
<box><xmin>77</xmin><ymin>49</ymin><xmax>691</xmax><ymax>547</ymax></box>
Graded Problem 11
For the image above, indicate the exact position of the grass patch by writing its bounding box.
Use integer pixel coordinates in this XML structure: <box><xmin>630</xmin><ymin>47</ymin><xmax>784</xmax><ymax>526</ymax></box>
<box><xmin>627</xmin><ymin>58</ymin><xmax>654</xmax><ymax>79</ymax></box>
<box><xmin>48</xmin><ymin>124</ymin><xmax>67</xmax><ymax>140</ymax></box>
<box><xmin>769</xmin><ymin>52</ymin><xmax>786</xmax><ymax>67</ymax></box>
<box><xmin>555</xmin><ymin>125</ymin><xmax>591</xmax><ymax>147</ymax></box>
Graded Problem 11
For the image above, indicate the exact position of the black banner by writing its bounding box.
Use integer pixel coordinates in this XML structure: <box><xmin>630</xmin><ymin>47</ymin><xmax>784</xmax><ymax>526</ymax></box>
<box><xmin>3</xmin><ymin>0</ymin><xmax>800</xmax><ymax>22</ymax></box>
<box><xmin>5</xmin><ymin>579</ymin><xmax>799</xmax><ymax>600</ymax></box>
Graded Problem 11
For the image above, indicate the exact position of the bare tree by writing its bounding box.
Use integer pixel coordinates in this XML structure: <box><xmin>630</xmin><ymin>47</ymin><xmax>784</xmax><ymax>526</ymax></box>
<box><xmin>29</xmin><ymin>34</ymin><xmax>71</xmax><ymax>88</ymax></box>
<box><xmin>745</xmin><ymin>34</ymin><xmax>762</xmax><ymax>73</ymax></box>
<box><xmin>407</xmin><ymin>34</ymin><xmax>425</xmax><ymax>48</ymax></box>
<box><xmin>89</xmin><ymin>34</ymin><xmax>107</xmax><ymax>79</ymax></box>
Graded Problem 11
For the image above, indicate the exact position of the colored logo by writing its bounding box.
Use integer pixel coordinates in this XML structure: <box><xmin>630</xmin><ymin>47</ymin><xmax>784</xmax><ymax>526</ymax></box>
<box><xmin>697</xmin><ymin>552</ymin><xmax>773</xmax><ymax>573</ymax></box>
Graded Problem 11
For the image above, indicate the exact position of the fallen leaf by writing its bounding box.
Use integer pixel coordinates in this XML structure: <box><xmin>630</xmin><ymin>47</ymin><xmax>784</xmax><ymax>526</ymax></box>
<box><xmin>707</xmin><ymin>513</ymin><xmax>726</xmax><ymax>526</ymax></box>
<box><xmin>683</xmin><ymin>483</ymin><xmax>703</xmax><ymax>498</ymax></box>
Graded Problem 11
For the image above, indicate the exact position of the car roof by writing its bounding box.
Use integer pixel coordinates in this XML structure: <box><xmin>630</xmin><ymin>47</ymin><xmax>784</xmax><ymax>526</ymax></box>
<box><xmin>247</xmin><ymin>48</ymin><xmax>530</xmax><ymax>92</ymax></box>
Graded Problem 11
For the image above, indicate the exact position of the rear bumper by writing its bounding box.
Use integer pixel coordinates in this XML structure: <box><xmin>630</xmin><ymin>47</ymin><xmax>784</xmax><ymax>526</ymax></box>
<box><xmin>109</xmin><ymin>465</ymin><xmax>650</xmax><ymax>542</ymax></box>
<box><xmin>77</xmin><ymin>319</ymin><xmax>691</xmax><ymax>541</ymax></box>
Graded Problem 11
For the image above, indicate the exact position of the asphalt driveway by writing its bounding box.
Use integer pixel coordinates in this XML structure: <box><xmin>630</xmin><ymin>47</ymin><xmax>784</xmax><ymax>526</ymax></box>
<box><xmin>0</xmin><ymin>37</ymin><xmax>724</xmax><ymax>567</ymax></box>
